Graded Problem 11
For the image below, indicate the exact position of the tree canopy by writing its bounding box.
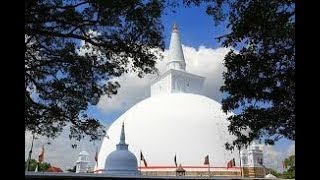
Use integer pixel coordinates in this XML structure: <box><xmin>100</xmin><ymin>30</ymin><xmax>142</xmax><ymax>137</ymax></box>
<box><xmin>66</xmin><ymin>165</ymin><xmax>76</xmax><ymax>173</ymax></box>
<box><xmin>183</xmin><ymin>0</ymin><xmax>295</xmax><ymax>149</ymax></box>
<box><xmin>25</xmin><ymin>0</ymin><xmax>164</xmax><ymax>141</ymax></box>
<box><xmin>282</xmin><ymin>155</ymin><xmax>295</xmax><ymax>178</ymax></box>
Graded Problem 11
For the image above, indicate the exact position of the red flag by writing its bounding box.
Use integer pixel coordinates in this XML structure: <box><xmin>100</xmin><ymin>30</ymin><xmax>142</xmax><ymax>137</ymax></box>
<box><xmin>227</xmin><ymin>159</ymin><xmax>233</xmax><ymax>168</ymax></box>
<box><xmin>140</xmin><ymin>151</ymin><xmax>148</xmax><ymax>167</ymax></box>
<box><xmin>38</xmin><ymin>145</ymin><xmax>44</xmax><ymax>163</ymax></box>
<box><xmin>204</xmin><ymin>155</ymin><xmax>209</xmax><ymax>165</ymax></box>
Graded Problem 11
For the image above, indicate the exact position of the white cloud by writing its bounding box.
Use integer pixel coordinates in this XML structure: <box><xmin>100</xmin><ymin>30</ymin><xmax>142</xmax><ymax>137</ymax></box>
<box><xmin>97</xmin><ymin>45</ymin><xmax>230</xmax><ymax>114</ymax></box>
<box><xmin>287</xmin><ymin>143</ymin><xmax>295</xmax><ymax>156</ymax></box>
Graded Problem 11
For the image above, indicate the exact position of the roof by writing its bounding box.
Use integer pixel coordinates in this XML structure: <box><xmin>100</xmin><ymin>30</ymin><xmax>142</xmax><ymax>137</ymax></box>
<box><xmin>176</xmin><ymin>164</ymin><xmax>186</xmax><ymax>172</ymax></box>
<box><xmin>79</xmin><ymin>150</ymin><xmax>89</xmax><ymax>156</ymax></box>
<box><xmin>46</xmin><ymin>166</ymin><xmax>63</xmax><ymax>172</ymax></box>
<box><xmin>265</xmin><ymin>173</ymin><xmax>277</xmax><ymax>178</ymax></box>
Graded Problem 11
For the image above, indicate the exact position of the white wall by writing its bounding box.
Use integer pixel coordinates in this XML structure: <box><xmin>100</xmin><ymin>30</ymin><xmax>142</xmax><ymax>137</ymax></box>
<box><xmin>150</xmin><ymin>73</ymin><xmax>172</xmax><ymax>96</ymax></box>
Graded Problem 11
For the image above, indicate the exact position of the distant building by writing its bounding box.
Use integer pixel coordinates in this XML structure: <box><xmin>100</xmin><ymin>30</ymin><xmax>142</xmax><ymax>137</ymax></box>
<box><xmin>46</xmin><ymin>166</ymin><xmax>63</xmax><ymax>172</ymax></box>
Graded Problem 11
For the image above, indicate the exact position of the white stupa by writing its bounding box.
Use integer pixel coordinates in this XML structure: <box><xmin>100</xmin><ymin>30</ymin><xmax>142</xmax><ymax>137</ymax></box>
<box><xmin>76</xmin><ymin>151</ymin><xmax>90</xmax><ymax>173</ymax></box>
<box><xmin>97</xmin><ymin>23</ymin><xmax>239</xmax><ymax>172</ymax></box>
<box><xmin>104</xmin><ymin>122</ymin><xmax>138</xmax><ymax>175</ymax></box>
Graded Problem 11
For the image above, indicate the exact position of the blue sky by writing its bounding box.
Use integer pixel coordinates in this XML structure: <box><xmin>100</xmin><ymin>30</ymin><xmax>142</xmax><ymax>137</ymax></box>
<box><xmin>162</xmin><ymin>4</ymin><xmax>229</xmax><ymax>49</ymax></box>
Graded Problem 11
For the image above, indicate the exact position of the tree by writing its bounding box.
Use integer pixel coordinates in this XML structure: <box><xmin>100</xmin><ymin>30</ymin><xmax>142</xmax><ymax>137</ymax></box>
<box><xmin>25</xmin><ymin>0</ymin><xmax>165</xmax><ymax>141</ymax></box>
<box><xmin>282</xmin><ymin>155</ymin><xmax>295</xmax><ymax>179</ymax></box>
<box><xmin>25</xmin><ymin>159</ymin><xmax>51</xmax><ymax>171</ymax></box>
<box><xmin>66</xmin><ymin>165</ymin><xmax>76</xmax><ymax>173</ymax></box>
<box><xmin>183</xmin><ymin>0</ymin><xmax>295</xmax><ymax>149</ymax></box>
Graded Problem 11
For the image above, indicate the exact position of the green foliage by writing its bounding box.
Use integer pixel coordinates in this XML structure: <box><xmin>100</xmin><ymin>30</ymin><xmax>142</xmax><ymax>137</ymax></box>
<box><xmin>25</xmin><ymin>0</ymin><xmax>165</xmax><ymax>142</ymax></box>
<box><xmin>66</xmin><ymin>165</ymin><xmax>76</xmax><ymax>173</ymax></box>
<box><xmin>184</xmin><ymin>0</ymin><xmax>295</xmax><ymax>149</ymax></box>
<box><xmin>25</xmin><ymin>159</ymin><xmax>51</xmax><ymax>171</ymax></box>
<box><xmin>282</xmin><ymin>155</ymin><xmax>295</xmax><ymax>178</ymax></box>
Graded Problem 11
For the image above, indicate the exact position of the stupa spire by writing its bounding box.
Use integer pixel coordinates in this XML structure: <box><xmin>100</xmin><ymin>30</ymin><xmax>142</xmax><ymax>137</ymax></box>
<box><xmin>120</xmin><ymin>122</ymin><xmax>126</xmax><ymax>144</ymax></box>
<box><xmin>116</xmin><ymin>122</ymin><xmax>128</xmax><ymax>150</ymax></box>
<box><xmin>167</xmin><ymin>23</ymin><xmax>186</xmax><ymax>71</ymax></box>
<box><xmin>173</xmin><ymin>22</ymin><xmax>178</xmax><ymax>32</ymax></box>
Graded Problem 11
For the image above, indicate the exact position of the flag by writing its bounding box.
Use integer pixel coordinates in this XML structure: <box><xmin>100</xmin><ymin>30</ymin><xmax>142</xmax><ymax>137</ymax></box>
<box><xmin>232</xmin><ymin>158</ymin><xmax>236</xmax><ymax>167</ymax></box>
<box><xmin>227</xmin><ymin>160</ymin><xmax>231</xmax><ymax>168</ymax></box>
<box><xmin>174</xmin><ymin>154</ymin><xmax>177</xmax><ymax>167</ymax></box>
<box><xmin>204</xmin><ymin>155</ymin><xmax>209</xmax><ymax>165</ymax></box>
<box><xmin>140</xmin><ymin>151</ymin><xmax>147</xmax><ymax>167</ymax></box>
<box><xmin>94</xmin><ymin>150</ymin><xmax>98</xmax><ymax>166</ymax></box>
<box><xmin>227</xmin><ymin>159</ymin><xmax>234</xmax><ymax>168</ymax></box>
<box><xmin>38</xmin><ymin>145</ymin><xmax>44</xmax><ymax>163</ymax></box>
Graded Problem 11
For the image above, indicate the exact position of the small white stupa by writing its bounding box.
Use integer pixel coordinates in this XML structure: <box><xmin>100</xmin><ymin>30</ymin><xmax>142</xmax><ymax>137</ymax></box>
<box><xmin>104</xmin><ymin>122</ymin><xmax>138</xmax><ymax>175</ymax></box>
<box><xmin>76</xmin><ymin>150</ymin><xmax>90</xmax><ymax>173</ymax></box>
<box><xmin>265</xmin><ymin>173</ymin><xmax>277</xmax><ymax>179</ymax></box>
<box><xmin>240</xmin><ymin>140</ymin><xmax>266</xmax><ymax>177</ymax></box>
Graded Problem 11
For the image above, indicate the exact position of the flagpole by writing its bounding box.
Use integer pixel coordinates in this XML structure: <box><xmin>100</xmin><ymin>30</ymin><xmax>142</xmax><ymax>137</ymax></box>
<box><xmin>208</xmin><ymin>163</ymin><xmax>210</xmax><ymax>178</ymax></box>
<box><xmin>26</xmin><ymin>133</ymin><xmax>35</xmax><ymax>172</ymax></box>
<box><xmin>96</xmin><ymin>141</ymin><xmax>99</xmax><ymax>172</ymax></box>
<box><xmin>139</xmin><ymin>150</ymin><xmax>142</xmax><ymax>179</ymax></box>
<box><xmin>238</xmin><ymin>146</ymin><xmax>243</xmax><ymax>177</ymax></box>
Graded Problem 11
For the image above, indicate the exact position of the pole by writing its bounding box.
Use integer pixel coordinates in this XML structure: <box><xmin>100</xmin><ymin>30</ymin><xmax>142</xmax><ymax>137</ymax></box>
<box><xmin>238</xmin><ymin>146</ymin><xmax>243</xmax><ymax>177</ymax></box>
<box><xmin>208</xmin><ymin>163</ymin><xmax>211</xmax><ymax>178</ymax></box>
<box><xmin>94</xmin><ymin>141</ymin><xmax>98</xmax><ymax>172</ymax></box>
<box><xmin>139</xmin><ymin>151</ymin><xmax>142</xmax><ymax>179</ymax></box>
<box><xmin>26</xmin><ymin>133</ymin><xmax>35</xmax><ymax>172</ymax></box>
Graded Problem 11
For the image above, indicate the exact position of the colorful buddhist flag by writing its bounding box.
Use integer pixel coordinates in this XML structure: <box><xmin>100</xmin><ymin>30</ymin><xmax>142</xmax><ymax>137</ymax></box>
<box><xmin>204</xmin><ymin>155</ymin><xmax>209</xmax><ymax>165</ymax></box>
<box><xmin>38</xmin><ymin>145</ymin><xmax>44</xmax><ymax>163</ymax></box>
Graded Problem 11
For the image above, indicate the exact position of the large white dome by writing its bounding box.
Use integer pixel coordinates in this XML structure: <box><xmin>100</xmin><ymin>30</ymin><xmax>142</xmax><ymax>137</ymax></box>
<box><xmin>97</xmin><ymin>93</ymin><xmax>238</xmax><ymax>170</ymax></box>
